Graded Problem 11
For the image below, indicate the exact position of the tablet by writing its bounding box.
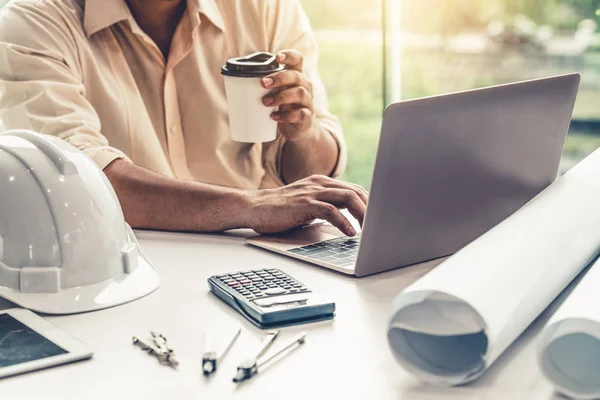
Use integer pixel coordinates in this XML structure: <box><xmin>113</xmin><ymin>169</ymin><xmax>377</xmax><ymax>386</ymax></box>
<box><xmin>0</xmin><ymin>308</ymin><xmax>93</xmax><ymax>379</ymax></box>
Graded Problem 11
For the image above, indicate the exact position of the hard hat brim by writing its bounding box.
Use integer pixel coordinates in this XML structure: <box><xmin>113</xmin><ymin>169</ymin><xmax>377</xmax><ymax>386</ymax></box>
<box><xmin>0</xmin><ymin>254</ymin><xmax>160</xmax><ymax>315</ymax></box>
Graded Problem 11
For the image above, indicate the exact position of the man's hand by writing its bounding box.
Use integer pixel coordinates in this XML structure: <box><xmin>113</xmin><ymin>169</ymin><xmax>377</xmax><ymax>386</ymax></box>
<box><xmin>261</xmin><ymin>50</ymin><xmax>317</xmax><ymax>142</ymax></box>
<box><xmin>262</xmin><ymin>50</ymin><xmax>340</xmax><ymax>183</ymax></box>
<box><xmin>244</xmin><ymin>175</ymin><xmax>369</xmax><ymax>237</ymax></box>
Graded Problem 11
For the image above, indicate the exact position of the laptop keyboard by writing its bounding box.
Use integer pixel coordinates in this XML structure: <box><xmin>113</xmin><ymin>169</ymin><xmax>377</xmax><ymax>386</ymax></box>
<box><xmin>287</xmin><ymin>235</ymin><xmax>361</xmax><ymax>267</ymax></box>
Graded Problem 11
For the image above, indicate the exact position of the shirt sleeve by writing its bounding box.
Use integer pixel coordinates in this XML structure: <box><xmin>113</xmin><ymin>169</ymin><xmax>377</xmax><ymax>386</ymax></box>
<box><xmin>260</xmin><ymin>0</ymin><xmax>347</xmax><ymax>189</ymax></box>
<box><xmin>0</xmin><ymin>3</ymin><xmax>130</xmax><ymax>170</ymax></box>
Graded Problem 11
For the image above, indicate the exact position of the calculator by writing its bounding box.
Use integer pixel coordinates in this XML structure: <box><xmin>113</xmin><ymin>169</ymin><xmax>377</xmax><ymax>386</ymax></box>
<box><xmin>208</xmin><ymin>268</ymin><xmax>335</xmax><ymax>329</ymax></box>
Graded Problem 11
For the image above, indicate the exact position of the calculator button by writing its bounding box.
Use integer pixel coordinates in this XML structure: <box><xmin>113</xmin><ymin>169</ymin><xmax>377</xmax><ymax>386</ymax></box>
<box><xmin>227</xmin><ymin>282</ymin><xmax>240</xmax><ymax>287</ymax></box>
<box><xmin>298</xmin><ymin>287</ymin><xmax>309</xmax><ymax>292</ymax></box>
<box><xmin>239</xmin><ymin>279</ymin><xmax>251</xmax><ymax>285</ymax></box>
<box><xmin>231</xmin><ymin>274</ymin><xmax>243</xmax><ymax>279</ymax></box>
<box><xmin>289</xmin><ymin>289</ymin><xmax>299</xmax><ymax>293</ymax></box>
<box><xmin>263</xmin><ymin>276</ymin><xmax>275</xmax><ymax>281</ymax></box>
<box><xmin>265</xmin><ymin>288</ymin><xmax>286</xmax><ymax>295</ymax></box>
<box><xmin>292</xmin><ymin>284</ymin><xmax>301</xmax><ymax>288</ymax></box>
<box><xmin>282</xmin><ymin>286</ymin><xmax>292</xmax><ymax>290</ymax></box>
<box><xmin>266</xmin><ymin>269</ymin><xmax>279</xmax><ymax>273</ymax></box>
<box><xmin>217</xmin><ymin>274</ymin><xmax>229</xmax><ymax>278</ymax></box>
<box><xmin>221</xmin><ymin>278</ymin><xmax>233</xmax><ymax>283</ymax></box>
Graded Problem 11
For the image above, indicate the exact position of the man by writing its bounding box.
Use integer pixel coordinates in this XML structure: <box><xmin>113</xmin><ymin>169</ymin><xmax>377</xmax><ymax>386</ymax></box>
<box><xmin>0</xmin><ymin>0</ymin><xmax>367</xmax><ymax>236</ymax></box>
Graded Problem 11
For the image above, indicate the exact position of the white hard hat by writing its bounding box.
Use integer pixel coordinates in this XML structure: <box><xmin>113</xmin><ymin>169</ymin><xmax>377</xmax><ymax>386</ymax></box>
<box><xmin>0</xmin><ymin>130</ymin><xmax>159</xmax><ymax>314</ymax></box>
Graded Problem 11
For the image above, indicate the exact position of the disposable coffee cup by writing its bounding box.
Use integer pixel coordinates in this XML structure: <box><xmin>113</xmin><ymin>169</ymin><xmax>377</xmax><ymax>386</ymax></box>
<box><xmin>222</xmin><ymin>52</ymin><xmax>284</xmax><ymax>143</ymax></box>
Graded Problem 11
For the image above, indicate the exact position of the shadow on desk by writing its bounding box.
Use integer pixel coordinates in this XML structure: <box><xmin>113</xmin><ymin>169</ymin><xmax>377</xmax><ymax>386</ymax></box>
<box><xmin>0</xmin><ymin>296</ymin><xmax>16</xmax><ymax>312</ymax></box>
<box><xmin>134</xmin><ymin>228</ymin><xmax>257</xmax><ymax>243</ymax></box>
<box><xmin>350</xmin><ymin>258</ymin><xmax>444</xmax><ymax>310</ymax></box>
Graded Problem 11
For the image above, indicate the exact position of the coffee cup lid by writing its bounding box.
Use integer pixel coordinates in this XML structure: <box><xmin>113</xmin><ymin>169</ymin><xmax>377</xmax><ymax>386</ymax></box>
<box><xmin>221</xmin><ymin>52</ymin><xmax>284</xmax><ymax>77</ymax></box>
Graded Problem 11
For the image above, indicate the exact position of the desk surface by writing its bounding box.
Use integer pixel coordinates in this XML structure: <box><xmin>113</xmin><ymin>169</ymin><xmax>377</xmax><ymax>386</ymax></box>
<box><xmin>1</xmin><ymin>230</ymin><xmax>563</xmax><ymax>400</ymax></box>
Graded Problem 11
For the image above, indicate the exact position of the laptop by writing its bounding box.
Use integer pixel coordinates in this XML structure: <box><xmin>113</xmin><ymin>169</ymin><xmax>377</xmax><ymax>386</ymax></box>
<box><xmin>247</xmin><ymin>74</ymin><xmax>581</xmax><ymax>277</ymax></box>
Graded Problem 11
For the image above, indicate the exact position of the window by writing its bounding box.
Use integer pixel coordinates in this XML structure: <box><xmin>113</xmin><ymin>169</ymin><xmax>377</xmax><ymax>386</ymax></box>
<box><xmin>301</xmin><ymin>0</ymin><xmax>384</xmax><ymax>188</ymax></box>
<box><xmin>302</xmin><ymin>0</ymin><xmax>600</xmax><ymax>188</ymax></box>
<box><xmin>393</xmin><ymin>0</ymin><xmax>600</xmax><ymax>175</ymax></box>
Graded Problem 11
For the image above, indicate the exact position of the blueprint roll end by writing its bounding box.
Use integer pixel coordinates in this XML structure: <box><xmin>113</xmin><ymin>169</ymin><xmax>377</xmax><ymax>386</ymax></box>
<box><xmin>538</xmin><ymin>318</ymin><xmax>600</xmax><ymax>400</ymax></box>
<box><xmin>387</xmin><ymin>290</ymin><xmax>488</xmax><ymax>386</ymax></box>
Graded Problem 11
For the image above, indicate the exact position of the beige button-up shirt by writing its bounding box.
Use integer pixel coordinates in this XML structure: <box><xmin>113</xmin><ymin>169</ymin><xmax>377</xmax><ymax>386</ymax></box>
<box><xmin>0</xmin><ymin>0</ymin><xmax>346</xmax><ymax>189</ymax></box>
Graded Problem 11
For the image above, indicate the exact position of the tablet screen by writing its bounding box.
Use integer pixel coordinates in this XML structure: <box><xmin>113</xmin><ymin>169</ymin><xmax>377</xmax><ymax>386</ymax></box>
<box><xmin>0</xmin><ymin>313</ymin><xmax>67</xmax><ymax>368</ymax></box>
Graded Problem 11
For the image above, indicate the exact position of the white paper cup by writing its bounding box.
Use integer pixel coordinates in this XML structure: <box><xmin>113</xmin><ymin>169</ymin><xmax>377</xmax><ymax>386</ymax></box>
<box><xmin>222</xmin><ymin>52</ymin><xmax>284</xmax><ymax>143</ymax></box>
<box><xmin>223</xmin><ymin>75</ymin><xmax>278</xmax><ymax>143</ymax></box>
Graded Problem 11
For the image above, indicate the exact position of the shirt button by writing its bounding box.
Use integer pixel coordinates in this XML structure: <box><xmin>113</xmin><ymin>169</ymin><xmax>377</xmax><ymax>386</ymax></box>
<box><xmin>170</xmin><ymin>124</ymin><xmax>179</xmax><ymax>134</ymax></box>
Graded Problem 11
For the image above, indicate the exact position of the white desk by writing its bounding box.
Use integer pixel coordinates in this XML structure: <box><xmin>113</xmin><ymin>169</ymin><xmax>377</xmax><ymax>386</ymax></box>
<box><xmin>1</xmin><ymin>230</ymin><xmax>564</xmax><ymax>400</ymax></box>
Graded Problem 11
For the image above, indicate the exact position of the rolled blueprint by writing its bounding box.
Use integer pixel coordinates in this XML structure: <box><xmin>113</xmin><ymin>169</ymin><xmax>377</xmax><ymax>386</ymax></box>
<box><xmin>538</xmin><ymin>257</ymin><xmax>600</xmax><ymax>400</ymax></box>
<box><xmin>387</xmin><ymin>148</ymin><xmax>600</xmax><ymax>386</ymax></box>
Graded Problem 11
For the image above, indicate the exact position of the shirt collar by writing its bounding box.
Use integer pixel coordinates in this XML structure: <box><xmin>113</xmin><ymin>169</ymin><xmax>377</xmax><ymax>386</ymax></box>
<box><xmin>191</xmin><ymin>0</ymin><xmax>226</xmax><ymax>32</ymax></box>
<box><xmin>83</xmin><ymin>0</ymin><xmax>226</xmax><ymax>38</ymax></box>
<box><xmin>84</xmin><ymin>0</ymin><xmax>131</xmax><ymax>37</ymax></box>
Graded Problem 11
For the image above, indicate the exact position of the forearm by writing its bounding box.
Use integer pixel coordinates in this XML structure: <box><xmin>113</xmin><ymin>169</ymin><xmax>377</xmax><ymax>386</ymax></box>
<box><xmin>280</xmin><ymin>125</ymin><xmax>339</xmax><ymax>183</ymax></box>
<box><xmin>104</xmin><ymin>159</ymin><xmax>252</xmax><ymax>232</ymax></box>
